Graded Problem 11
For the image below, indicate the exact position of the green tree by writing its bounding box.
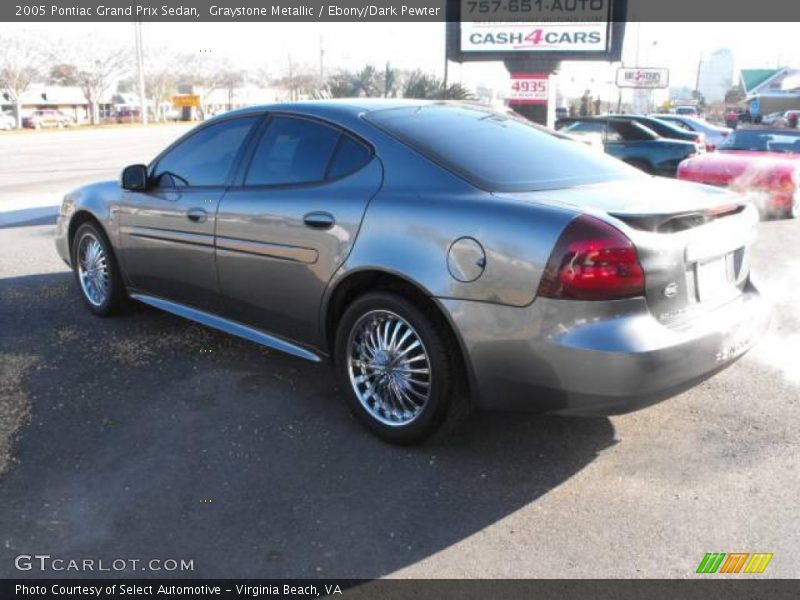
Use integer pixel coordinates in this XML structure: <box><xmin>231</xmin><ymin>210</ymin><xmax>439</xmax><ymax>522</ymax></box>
<box><xmin>401</xmin><ymin>70</ymin><xmax>474</xmax><ymax>100</ymax></box>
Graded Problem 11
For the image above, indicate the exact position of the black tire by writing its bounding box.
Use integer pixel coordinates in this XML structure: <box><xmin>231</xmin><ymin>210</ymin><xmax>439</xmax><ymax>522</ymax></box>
<box><xmin>334</xmin><ymin>291</ymin><xmax>460</xmax><ymax>444</ymax></box>
<box><xmin>71</xmin><ymin>221</ymin><xmax>129</xmax><ymax>316</ymax></box>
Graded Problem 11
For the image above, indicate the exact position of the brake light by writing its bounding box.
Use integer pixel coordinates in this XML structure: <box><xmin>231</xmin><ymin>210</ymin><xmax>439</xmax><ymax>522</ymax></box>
<box><xmin>537</xmin><ymin>215</ymin><xmax>645</xmax><ymax>301</ymax></box>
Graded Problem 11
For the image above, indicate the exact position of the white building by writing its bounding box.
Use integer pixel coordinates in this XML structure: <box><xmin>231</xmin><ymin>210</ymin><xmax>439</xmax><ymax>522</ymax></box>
<box><xmin>696</xmin><ymin>49</ymin><xmax>735</xmax><ymax>103</ymax></box>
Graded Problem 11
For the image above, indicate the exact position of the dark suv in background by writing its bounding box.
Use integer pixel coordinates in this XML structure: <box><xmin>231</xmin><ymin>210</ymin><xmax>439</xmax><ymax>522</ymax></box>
<box><xmin>559</xmin><ymin>117</ymin><xmax>699</xmax><ymax>176</ymax></box>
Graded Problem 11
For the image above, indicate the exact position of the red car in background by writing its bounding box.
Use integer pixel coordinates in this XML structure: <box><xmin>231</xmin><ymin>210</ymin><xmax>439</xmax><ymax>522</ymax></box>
<box><xmin>677</xmin><ymin>128</ymin><xmax>800</xmax><ymax>219</ymax></box>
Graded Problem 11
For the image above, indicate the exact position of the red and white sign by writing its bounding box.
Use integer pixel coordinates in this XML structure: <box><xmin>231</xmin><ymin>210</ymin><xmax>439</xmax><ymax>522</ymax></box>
<box><xmin>509</xmin><ymin>73</ymin><xmax>549</xmax><ymax>105</ymax></box>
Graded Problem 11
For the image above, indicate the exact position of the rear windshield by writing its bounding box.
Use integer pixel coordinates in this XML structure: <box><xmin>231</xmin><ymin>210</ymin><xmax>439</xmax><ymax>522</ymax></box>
<box><xmin>364</xmin><ymin>104</ymin><xmax>639</xmax><ymax>192</ymax></box>
<box><xmin>719</xmin><ymin>129</ymin><xmax>800</xmax><ymax>153</ymax></box>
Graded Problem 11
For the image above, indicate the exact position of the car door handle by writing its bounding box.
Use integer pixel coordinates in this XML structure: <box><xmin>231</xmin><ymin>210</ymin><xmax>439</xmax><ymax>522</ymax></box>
<box><xmin>187</xmin><ymin>208</ymin><xmax>207</xmax><ymax>223</ymax></box>
<box><xmin>303</xmin><ymin>211</ymin><xmax>335</xmax><ymax>229</ymax></box>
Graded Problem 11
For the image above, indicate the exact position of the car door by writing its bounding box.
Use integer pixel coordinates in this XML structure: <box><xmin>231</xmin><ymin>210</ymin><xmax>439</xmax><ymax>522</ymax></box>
<box><xmin>215</xmin><ymin>114</ymin><xmax>382</xmax><ymax>347</ymax></box>
<box><xmin>116</xmin><ymin>115</ymin><xmax>260</xmax><ymax>311</ymax></box>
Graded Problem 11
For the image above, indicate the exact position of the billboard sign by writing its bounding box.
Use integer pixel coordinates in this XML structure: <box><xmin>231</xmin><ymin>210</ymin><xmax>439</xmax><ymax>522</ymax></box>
<box><xmin>171</xmin><ymin>94</ymin><xmax>200</xmax><ymax>108</ymax></box>
<box><xmin>509</xmin><ymin>73</ymin><xmax>549</xmax><ymax>105</ymax></box>
<box><xmin>616</xmin><ymin>67</ymin><xmax>669</xmax><ymax>89</ymax></box>
<box><xmin>460</xmin><ymin>22</ymin><xmax>609</xmax><ymax>54</ymax></box>
<box><xmin>450</xmin><ymin>0</ymin><xmax>622</xmax><ymax>61</ymax></box>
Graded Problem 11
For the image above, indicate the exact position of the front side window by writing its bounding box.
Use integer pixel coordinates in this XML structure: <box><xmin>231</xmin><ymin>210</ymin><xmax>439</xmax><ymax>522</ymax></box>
<box><xmin>152</xmin><ymin>116</ymin><xmax>258</xmax><ymax>187</ymax></box>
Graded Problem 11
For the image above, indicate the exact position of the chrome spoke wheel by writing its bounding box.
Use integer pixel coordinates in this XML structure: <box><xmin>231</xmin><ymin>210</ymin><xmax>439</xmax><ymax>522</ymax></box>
<box><xmin>76</xmin><ymin>232</ymin><xmax>110</xmax><ymax>307</ymax></box>
<box><xmin>346</xmin><ymin>310</ymin><xmax>432</xmax><ymax>427</ymax></box>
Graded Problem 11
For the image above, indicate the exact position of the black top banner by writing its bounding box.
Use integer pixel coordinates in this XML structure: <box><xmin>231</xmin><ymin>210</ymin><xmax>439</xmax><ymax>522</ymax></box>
<box><xmin>4</xmin><ymin>0</ymin><xmax>800</xmax><ymax>22</ymax></box>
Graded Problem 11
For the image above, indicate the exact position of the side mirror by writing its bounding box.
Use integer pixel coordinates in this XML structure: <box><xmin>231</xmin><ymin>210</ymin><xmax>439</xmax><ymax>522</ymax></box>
<box><xmin>121</xmin><ymin>164</ymin><xmax>149</xmax><ymax>191</ymax></box>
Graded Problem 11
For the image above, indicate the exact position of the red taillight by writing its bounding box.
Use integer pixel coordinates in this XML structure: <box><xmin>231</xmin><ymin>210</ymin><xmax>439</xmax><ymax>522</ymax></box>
<box><xmin>537</xmin><ymin>215</ymin><xmax>645</xmax><ymax>301</ymax></box>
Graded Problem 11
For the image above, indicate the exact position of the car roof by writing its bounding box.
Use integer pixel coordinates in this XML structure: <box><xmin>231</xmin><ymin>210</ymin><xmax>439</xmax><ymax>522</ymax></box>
<box><xmin>220</xmin><ymin>98</ymin><xmax>438</xmax><ymax>120</ymax></box>
<box><xmin>733</xmin><ymin>127</ymin><xmax>800</xmax><ymax>135</ymax></box>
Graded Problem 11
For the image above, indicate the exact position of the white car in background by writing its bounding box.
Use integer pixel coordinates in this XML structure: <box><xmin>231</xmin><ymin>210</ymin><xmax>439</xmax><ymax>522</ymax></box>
<box><xmin>0</xmin><ymin>111</ymin><xmax>16</xmax><ymax>130</ymax></box>
<box><xmin>650</xmin><ymin>114</ymin><xmax>732</xmax><ymax>151</ymax></box>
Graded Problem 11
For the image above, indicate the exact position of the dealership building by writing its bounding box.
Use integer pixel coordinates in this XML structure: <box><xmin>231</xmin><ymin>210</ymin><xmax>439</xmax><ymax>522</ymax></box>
<box><xmin>1</xmin><ymin>85</ymin><xmax>127</xmax><ymax>122</ymax></box>
<box><xmin>740</xmin><ymin>67</ymin><xmax>800</xmax><ymax>115</ymax></box>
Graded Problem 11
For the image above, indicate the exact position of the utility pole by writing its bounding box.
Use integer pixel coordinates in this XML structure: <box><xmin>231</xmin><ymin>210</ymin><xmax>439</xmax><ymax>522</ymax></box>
<box><xmin>134</xmin><ymin>20</ymin><xmax>148</xmax><ymax>125</ymax></box>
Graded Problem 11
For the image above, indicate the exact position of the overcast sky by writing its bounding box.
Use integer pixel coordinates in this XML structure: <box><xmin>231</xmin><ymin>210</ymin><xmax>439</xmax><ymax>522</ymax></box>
<box><xmin>9</xmin><ymin>21</ymin><xmax>800</xmax><ymax>96</ymax></box>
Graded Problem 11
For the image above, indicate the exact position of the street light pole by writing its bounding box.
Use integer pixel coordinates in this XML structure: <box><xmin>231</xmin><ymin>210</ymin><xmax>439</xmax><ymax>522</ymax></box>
<box><xmin>134</xmin><ymin>20</ymin><xmax>148</xmax><ymax>125</ymax></box>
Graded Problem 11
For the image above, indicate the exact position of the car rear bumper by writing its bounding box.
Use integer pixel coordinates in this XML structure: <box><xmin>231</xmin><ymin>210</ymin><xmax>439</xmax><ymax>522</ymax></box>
<box><xmin>438</xmin><ymin>282</ymin><xmax>770</xmax><ymax>415</ymax></box>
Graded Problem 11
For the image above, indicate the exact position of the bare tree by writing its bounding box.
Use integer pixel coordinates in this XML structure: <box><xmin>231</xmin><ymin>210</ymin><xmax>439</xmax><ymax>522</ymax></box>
<box><xmin>218</xmin><ymin>69</ymin><xmax>245</xmax><ymax>110</ymax></box>
<box><xmin>277</xmin><ymin>56</ymin><xmax>318</xmax><ymax>101</ymax></box>
<box><xmin>57</xmin><ymin>45</ymin><xmax>129</xmax><ymax>125</ymax></box>
<box><xmin>0</xmin><ymin>32</ymin><xmax>49</xmax><ymax>128</ymax></box>
<box><xmin>179</xmin><ymin>53</ymin><xmax>239</xmax><ymax>118</ymax></box>
<box><xmin>142</xmin><ymin>48</ymin><xmax>180</xmax><ymax>121</ymax></box>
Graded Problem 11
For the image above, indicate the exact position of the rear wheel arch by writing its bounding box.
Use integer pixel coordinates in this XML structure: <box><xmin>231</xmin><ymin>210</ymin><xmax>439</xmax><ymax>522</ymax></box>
<box><xmin>323</xmin><ymin>269</ymin><xmax>473</xmax><ymax>399</ymax></box>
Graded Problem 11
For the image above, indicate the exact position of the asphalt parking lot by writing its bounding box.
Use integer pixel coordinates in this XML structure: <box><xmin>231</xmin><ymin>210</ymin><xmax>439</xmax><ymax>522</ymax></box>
<box><xmin>0</xmin><ymin>126</ymin><xmax>799</xmax><ymax>579</ymax></box>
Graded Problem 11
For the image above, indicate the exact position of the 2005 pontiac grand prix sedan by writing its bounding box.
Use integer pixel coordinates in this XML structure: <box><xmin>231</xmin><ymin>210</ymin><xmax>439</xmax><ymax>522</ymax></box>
<box><xmin>55</xmin><ymin>100</ymin><xmax>770</xmax><ymax>443</ymax></box>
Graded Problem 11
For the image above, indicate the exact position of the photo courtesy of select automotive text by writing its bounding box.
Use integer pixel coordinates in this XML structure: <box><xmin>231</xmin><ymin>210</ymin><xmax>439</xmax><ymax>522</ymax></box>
<box><xmin>2</xmin><ymin>0</ymin><xmax>800</xmax><ymax>598</ymax></box>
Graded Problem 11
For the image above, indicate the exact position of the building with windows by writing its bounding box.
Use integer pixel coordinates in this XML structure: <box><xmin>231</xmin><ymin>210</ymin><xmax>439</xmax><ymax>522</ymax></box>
<box><xmin>696</xmin><ymin>49</ymin><xmax>735</xmax><ymax>103</ymax></box>
<box><xmin>739</xmin><ymin>67</ymin><xmax>800</xmax><ymax>116</ymax></box>
<box><xmin>0</xmin><ymin>85</ymin><xmax>118</xmax><ymax>123</ymax></box>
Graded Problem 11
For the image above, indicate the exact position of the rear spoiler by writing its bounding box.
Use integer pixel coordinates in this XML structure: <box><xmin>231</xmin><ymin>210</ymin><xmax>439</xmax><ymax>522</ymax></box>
<box><xmin>610</xmin><ymin>203</ymin><xmax>746</xmax><ymax>233</ymax></box>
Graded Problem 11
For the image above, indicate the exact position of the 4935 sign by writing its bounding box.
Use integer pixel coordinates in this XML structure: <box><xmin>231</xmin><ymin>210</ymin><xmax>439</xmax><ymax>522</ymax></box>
<box><xmin>509</xmin><ymin>73</ymin><xmax>549</xmax><ymax>105</ymax></box>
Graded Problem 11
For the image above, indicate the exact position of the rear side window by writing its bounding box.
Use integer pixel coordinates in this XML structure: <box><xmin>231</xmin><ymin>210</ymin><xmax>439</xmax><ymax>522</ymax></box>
<box><xmin>563</xmin><ymin>121</ymin><xmax>606</xmax><ymax>135</ymax></box>
<box><xmin>245</xmin><ymin>117</ymin><xmax>341</xmax><ymax>186</ymax></box>
<box><xmin>366</xmin><ymin>105</ymin><xmax>638</xmax><ymax>192</ymax></box>
<box><xmin>608</xmin><ymin>121</ymin><xmax>657</xmax><ymax>142</ymax></box>
<box><xmin>153</xmin><ymin>117</ymin><xmax>258</xmax><ymax>187</ymax></box>
<box><xmin>328</xmin><ymin>136</ymin><xmax>372</xmax><ymax>179</ymax></box>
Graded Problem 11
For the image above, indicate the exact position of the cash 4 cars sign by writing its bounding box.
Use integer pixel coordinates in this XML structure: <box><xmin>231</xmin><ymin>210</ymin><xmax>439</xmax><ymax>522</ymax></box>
<box><xmin>461</xmin><ymin>22</ymin><xmax>609</xmax><ymax>53</ymax></box>
<box><xmin>456</xmin><ymin>0</ymin><xmax>614</xmax><ymax>57</ymax></box>
<box><xmin>616</xmin><ymin>67</ymin><xmax>670</xmax><ymax>89</ymax></box>
<box><xmin>509</xmin><ymin>73</ymin><xmax>550</xmax><ymax>104</ymax></box>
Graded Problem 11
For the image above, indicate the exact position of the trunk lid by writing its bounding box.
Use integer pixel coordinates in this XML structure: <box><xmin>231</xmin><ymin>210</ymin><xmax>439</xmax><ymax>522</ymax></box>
<box><xmin>500</xmin><ymin>178</ymin><xmax>759</xmax><ymax>325</ymax></box>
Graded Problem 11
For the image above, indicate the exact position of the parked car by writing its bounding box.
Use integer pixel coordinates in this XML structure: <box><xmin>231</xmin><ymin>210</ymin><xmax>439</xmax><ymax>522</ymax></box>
<box><xmin>674</xmin><ymin>105</ymin><xmax>699</xmax><ymax>116</ymax></box>
<box><xmin>615</xmin><ymin>114</ymin><xmax>707</xmax><ymax>152</ymax></box>
<box><xmin>22</xmin><ymin>109</ymin><xmax>74</xmax><ymax>129</ymax></box>
<box><xmin>0</xmin><ymin>111</ymin><xmax>15</xmax><ymax>130</ymax></box>
<box><xmin>650</xmin><ymin>114</ymin><xmax>731</xmax><ymax>151</ymax></box>
<box><xmin>763</xmin><ymin>110</ymin><xmax>800</xmax><ymax>128</ymax></box>
<box><xmin>677</xmin><ymin>128</ymin><xmax>800</xmax><ymax>218</ymax></box>
<box><xmin>115</xmin><ymin>108</ymin><xmax>141</xmax><ymax>124</ymax></box>
<box><xmin>560</xmin><ymin>117</ymin><xmax>699</xmax><ymax>176</ymax></box>
<box><xmin>55</xmin><ymin>101</ymin><xmax>769</xmax><ymax>443</ymax></box>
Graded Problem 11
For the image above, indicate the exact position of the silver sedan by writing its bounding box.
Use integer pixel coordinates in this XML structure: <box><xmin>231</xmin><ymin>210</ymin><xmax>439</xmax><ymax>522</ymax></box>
<box><xmin>55</xmin><ymin>101</ymin><xmax>770</xmax><ymax>443</ymax></box>
<box><xmin>650</xmin><ymin>114</ymin><xmax>733</xmax><ymax>151</ymax></box>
